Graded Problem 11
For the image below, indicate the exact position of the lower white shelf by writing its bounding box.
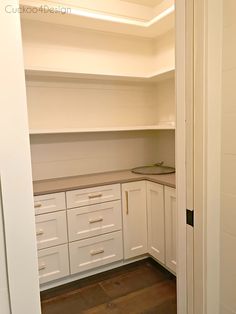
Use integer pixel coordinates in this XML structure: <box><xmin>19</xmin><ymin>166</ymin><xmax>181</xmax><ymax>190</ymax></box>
<box><xmin>29</xmin><ymin>123</ymin><xmax>175</xmax><ymax>135</ymax></box>
<box><xmin>25</xmin><ymin>68</ymin><xmax>175</xmax><ymax>83</ymax></box>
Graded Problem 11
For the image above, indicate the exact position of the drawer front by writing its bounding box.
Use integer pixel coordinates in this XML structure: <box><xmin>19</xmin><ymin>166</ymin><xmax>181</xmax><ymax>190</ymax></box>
<box><xmin>38</xmin><ymin>244</ymin><xmax>69</xmax><ymax>285</ymax></box>
<box><xmin>34</xmin><ymin>192</ymin><xmax>66</xmax><ymax>215</ymax></box>
<box><xmin>35</xmin><ymin>211</ymin><xmax>68</xmax><ymax>250</ymax></box>
<box><xmin>66</xmin><ymin>184</ymin><xmax>121</xmax><ymax>209</ymax></box>
<box><xmin>67</xmin><ymin>200</ymin><xmax>122</xmax><ymax>241</ymax></box>
<box><xmin>69</xmin><ymin>231</ymin><xmax>123</xmax><ymax>274</ymax></box>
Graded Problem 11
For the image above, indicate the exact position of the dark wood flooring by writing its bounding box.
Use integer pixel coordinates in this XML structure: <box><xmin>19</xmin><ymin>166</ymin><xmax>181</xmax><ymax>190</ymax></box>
<box><xmin>41</xmin><ymin>258</ymin><xmax>177</xmax><ymax>314</ymax></box>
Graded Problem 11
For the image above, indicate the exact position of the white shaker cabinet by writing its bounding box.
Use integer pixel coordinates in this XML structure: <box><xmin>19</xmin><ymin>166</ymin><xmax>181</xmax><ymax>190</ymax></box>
<box><xmin>122</xmin><ymin>181</ymin><xmax>148</xmax><ymax>259</ymax></box>
<box><xmin>165</xmin><ymin>186</ymin><xmax>177</xmax><ymax>273</ymax></box>
<box><xmin>146</xmin><ymin>182</ymin><xmax>165</xmax><ymax>264</ymax></box>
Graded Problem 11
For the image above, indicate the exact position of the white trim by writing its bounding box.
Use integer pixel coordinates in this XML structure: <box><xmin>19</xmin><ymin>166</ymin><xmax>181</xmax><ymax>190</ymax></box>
<box><xmin>204</xmin><ymin>0</ymin><xmax>222</xmax><ymax>312</ymax></box>
<box><xmin>20</xmin><ymin>0</ymin><xmax>174</xmax><ymax>28</ymax></box>
<box><xmin>193</xmin><ymin>0</ymin><xmax>222</xmax><ymax>313</ymax></box>
<box><xmin>68</xmin><ymin>5</ymin><xmax>175</xmax><ymax>27</ymax></box>
<box><xmin>175</xmin><ymin>0</ymin><xmax>187</xmax><ymax>313</ymax></box>
<box><xmin>185</xmin><ymin>0</ymin><xmax>194</xmax><ymax>313</ymax></box>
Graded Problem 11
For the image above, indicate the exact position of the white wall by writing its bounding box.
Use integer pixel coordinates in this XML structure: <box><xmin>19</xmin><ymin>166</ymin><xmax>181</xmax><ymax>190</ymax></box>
<box><xmin>220</xmin><ymin>1</ymin><xmax>236</xmax><ymax>313</ymax></box>
<box><xmin>26</xmin><ymin>79</ymin><xmax>157</xmax><ymax>130</ymax></box>
<box><xmin>27</xmin><ymin>77</ymin><xmax>176</xmax><ymax>181</ymax></box>
<box><xmin>21</xmin><ymin>18</ymin><xmax>175</xmax><ymax>77</ymax></box>
<box><xmin>26</xmin><ymin>76</ymin><xmax>175</xmax><ymax>130</ymax></box>
<box><xmin>27</xmin><ymin>75</ymin><xmax>176</xmax><ymax>181</ymax></box>
<box><xmin>30</xmin><ymin>130</ymin><xmax>175</xmax><ymax>181</ymax></box>
<box><xmin>155</xmin><ymin>77</ymin><xmax>175</xmax><ymax>123</ymax></box>
<box><xmin>21</xmin><ymin>19</ymin><xmax>154</xmax><ymax>77</ymax></box>
<box><xmin>153</xmin><ymin>29</ymin><xmax>175</xmax><ymax>75</ymax></box>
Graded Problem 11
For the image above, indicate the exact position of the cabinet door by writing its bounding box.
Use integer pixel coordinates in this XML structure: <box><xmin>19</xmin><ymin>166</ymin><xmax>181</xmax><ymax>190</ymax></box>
<box><xmin>122</xmin><ymin>181</ymin><xmax>147</xmax><ymax>259</ymax></box>
<box><xmin>147</xmin><ymin>182</ymin><xmax>165</xmax><ymax>264</ymax></box>
<box><xmin>165</xmin><ymin>186</ymin><xmax>177</xmax><ymax>273</ymax></box>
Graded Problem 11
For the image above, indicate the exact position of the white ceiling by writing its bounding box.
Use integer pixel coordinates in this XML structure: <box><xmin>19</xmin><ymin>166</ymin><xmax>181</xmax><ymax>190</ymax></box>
<box><xmin>122</xmin><ymin>0</ymin><xmax>164</xmax><ymax>7</ymax></box>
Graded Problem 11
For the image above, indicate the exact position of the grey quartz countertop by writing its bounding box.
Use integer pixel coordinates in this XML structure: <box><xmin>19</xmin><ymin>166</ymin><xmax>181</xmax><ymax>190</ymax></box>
<box><xmin>33</xmin><ymin>169</ymin><xmax>176</xmax><ymax>196</ymax></box>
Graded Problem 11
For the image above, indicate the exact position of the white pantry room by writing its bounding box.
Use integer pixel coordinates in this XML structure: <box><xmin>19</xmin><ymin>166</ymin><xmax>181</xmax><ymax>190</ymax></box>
<box><xmin>21</xmin><ymin>0</ymin><xmax>180</xmax><ymax>312</ymax></box>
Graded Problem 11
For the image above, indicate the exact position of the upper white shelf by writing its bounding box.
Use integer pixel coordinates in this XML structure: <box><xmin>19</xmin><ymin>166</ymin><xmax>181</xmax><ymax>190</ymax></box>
<box><xmin>25</xmin><ymin>67</ymin><xmax>175</xmax><ymax>83</ymax></box>
<box><xmin>20</xmin><ymin>1</ymin><xmax>174</xmax><ymax>38</ymax></box>
<box><xmin>29</xmin><ymin>123</ymin><xmax>176</xmax><ymax>135</ymax></box>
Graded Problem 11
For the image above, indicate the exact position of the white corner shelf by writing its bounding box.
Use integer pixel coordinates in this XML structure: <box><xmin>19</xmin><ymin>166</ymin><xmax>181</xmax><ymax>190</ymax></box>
<box><xmin>29</xmin><ymin>123</ymin><xmax>176</xmax><ymax>135</ymax></box>
<box><xmin>25</xmin><ymin>67</ymin><xmax>175</xmax><ymax>83</ymax></box>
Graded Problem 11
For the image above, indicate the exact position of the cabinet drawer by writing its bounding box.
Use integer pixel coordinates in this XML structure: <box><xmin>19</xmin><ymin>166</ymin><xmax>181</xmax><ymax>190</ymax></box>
<box><xmin>34</xmin><ymin>192</ymin><xmax>66</xmax><ymax>215</ymax></box>
<box><xmin>67</xmin><ymin>200</ymin><xmax>122</xmax><ymax>241</ymax></box>
<box><xmin>35</xmin><ymin>211</ymin><xmax>68</xmax><ymax>250</ymax></box>
<box><xmin>38</xmin><ymin>244</ymin><xmax>69</xmax><ymax>285</ymax></box>
<box><xmin>66</xmin><ymin>184</ymin><xmax>121</xmax><ymax>209</ymax></box>
<box><xmin>69</xmin><ymin>231</ymin><xmax>123</xmax><ymax>274</ymax></box>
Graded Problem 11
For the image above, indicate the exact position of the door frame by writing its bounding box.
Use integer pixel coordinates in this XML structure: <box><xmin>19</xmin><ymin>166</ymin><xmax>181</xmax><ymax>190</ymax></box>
<box><xmin>176</xmin><ymin>0</ymin><xmax>223</xmax><ymax>313</ymax></box>
<box><xmin>193</xmin><ymin>0</ymin><xmax>222</xmax><ymax>313</ymax></box>
<box><xmin>175</xmin><ymin>1</ymin><xmax>188</xmax><ymax>313</ymax></box>
<box><xmin>176</xmin><ymin>1</ymin><xmax>195</xmax><ymax>313</ymax></box>
<box><xmin>0</xmin><ymin>1</ymin><xmax>41</xmax><ymax>313</ymax></box>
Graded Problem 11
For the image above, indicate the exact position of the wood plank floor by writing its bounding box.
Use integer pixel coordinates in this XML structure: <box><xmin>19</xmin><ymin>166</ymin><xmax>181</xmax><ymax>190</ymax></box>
<box><xmin>41</xmin><ymin>258</ymin><xmax>177</xmax><ymax>314</ymax></box>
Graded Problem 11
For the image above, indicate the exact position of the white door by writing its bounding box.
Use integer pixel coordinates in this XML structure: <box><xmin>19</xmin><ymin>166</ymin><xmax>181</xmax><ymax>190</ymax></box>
<box><xmin>146</xmin><ymin>182</ymin><xmax>165</xmax><ymax>264</ymax></box>
<box><xmin>122</xmin><ymin>181</ymin><xmax>147</xmax><ymax>259</ymax></box>
<box><xmin>165</xmin><ymin>187</ymin><xmax>177</xmax><ymax>273</ymax></box>
<box><xmin>0</xmin><ymin>1</ymin><xmax>41</xmax><ymax>313</ymax></box>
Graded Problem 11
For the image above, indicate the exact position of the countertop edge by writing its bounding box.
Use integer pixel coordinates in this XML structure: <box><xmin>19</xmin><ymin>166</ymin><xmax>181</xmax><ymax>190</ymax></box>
<box><xmin>33</xmin><ymin>171</ymin><xmax>176</xmax><ymax>196</ymax></box>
